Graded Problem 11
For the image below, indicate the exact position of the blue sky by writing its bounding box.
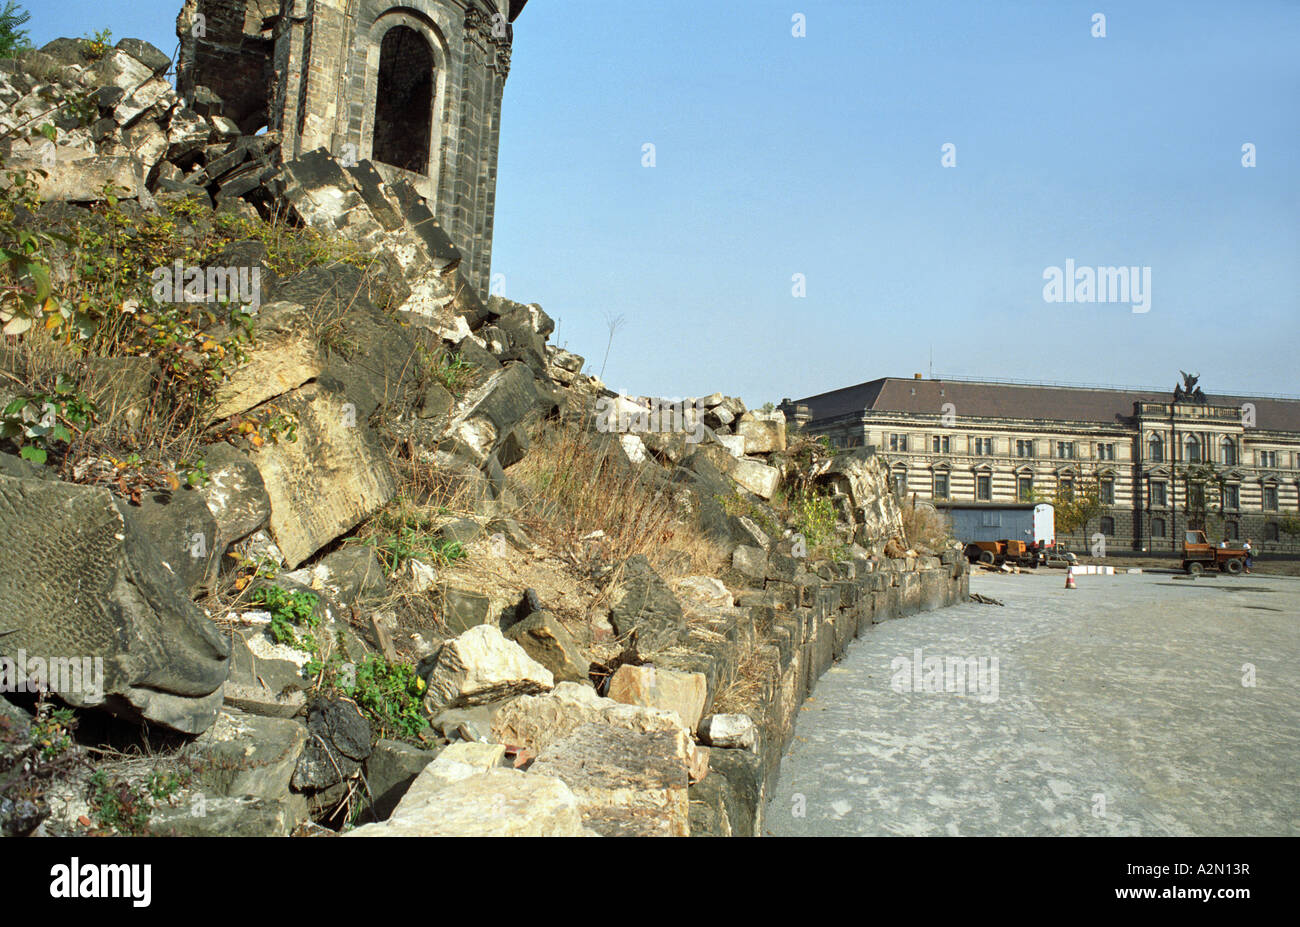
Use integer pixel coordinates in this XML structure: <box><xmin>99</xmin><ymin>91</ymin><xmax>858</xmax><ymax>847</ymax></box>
<box><xmin>25</xmin><ymin>1</ymin><xmax>1300</xmax><ymax>405</ymax></box>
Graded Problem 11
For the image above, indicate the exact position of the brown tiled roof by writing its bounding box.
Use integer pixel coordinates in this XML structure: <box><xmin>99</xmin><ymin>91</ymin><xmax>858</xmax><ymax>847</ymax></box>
<box><xmin>795</xmin><ymin>378</ymin><xmax>1300</xmax><ymax>432</ymax></box>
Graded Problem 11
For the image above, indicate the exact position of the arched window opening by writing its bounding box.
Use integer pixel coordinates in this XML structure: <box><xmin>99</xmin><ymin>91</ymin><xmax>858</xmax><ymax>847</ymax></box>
<box><xmin>1221</xmin><ymin>438</ymin><xmax>1237</xmax><ymax>466</ymax></box>
<box><xmin>373</xmin><ymin>26</ymin><xmax>435</xmax><ymax>174</ymax></box>
<box><xmin>1184</xmin><ymin>434</ymin><xmax>1201</xmax><ymax>463</ymax></box>
<box><xmin>1148</xmin><ymin>434</ymin><xmax>1163</xmax><ymax>462</ymax></box>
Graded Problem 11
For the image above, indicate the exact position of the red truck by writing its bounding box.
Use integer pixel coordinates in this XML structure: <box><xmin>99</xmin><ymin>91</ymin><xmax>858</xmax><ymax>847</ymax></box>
<box><xmin>1181</xmin><ymin>530</ymin><xmax>1248</xmax><ymax>575</ymax></box>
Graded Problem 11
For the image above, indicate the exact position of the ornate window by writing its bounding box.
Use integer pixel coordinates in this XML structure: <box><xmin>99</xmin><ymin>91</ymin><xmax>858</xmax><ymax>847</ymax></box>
<box><xmin>373</xmin><ymin>26</ymin><xmax>436</xmax><ymax>174</ymax></box>
<box><xmin>1148</xmin><ymin>433</ymin><xmax>1163</xmax><ymax>462</ymax></box>
<box><xmin>1221</xmin><ymin>438</ymin><xmax>1237</xmax><ymax>466</ymax></box>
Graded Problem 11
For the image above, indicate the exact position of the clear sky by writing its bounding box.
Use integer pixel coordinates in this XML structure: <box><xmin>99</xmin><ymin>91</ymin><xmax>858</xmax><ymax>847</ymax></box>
<box><xmin>25</xmin><ymin>1</ymin><xmax>1300</xmax><ymax>406</ymax></box>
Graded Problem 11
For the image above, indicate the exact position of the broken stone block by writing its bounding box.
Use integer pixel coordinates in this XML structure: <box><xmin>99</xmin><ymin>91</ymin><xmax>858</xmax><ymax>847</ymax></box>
<box><xmin>209</xmin><ymin>302</ymin><xmax>324</xmax><ymax>422</ymax></box>
<box><xmin>809</xmin><ymin>449</ymin><xmax>903</xmax><ymax>546</ymax></box>
<box><xmin>674</xmin><ymin>575</ymin><xmax>733</xmax><ymax>609</ymax></box>
<box><xmin>732</xmin><ymin>545</ymin><xmax>769</xmax><ymax>582</ymax></box>
<box><xmin>195</xmin><ymin>443</ymin><xmax>270</xmax><ymax>545</ymax></box>
<box><xmin>208</xmin><ymin>113</ymin><xmax>242</xmax><ymax>140</ymax></box>
<box><xmin>490</xmin><ymin>681</ymin><xmax>690</xmax><ymax>757</ymax></box>
<box><xmin>729</xmin><ymin>457</ymin><xmax>780</xmax><ymax>500</ymax></box>
<box><xmin>347</xmin><ymin>766</ymin><xmax>588</xmax><ymax>837</ymax></box>
<box><xmin>0</xmin><ymin>473</ymin><xmax>229</xmax><ymax>734</ymax></box>
<box><xmin>165</xmin><ymin>105</ymin><xmax>212</xmax><ymax>162</ymax></box>
<box><xmin>529</xmin><ymin>721</ymin><xmax>691</xmax><ymax>837</ymax></box>
<box><xmin>619</xmin><ymin>433</ymin><xmax>648</xmax><ymax>464</ymax></box>
<box><xmin>715</xmin><ymin>433</ymin><xmax>746</xmax><ymax>457</ymax></box>
<box><xmin>607</xmin><ymin>664</ymin><xmax>708</xmax><ymax>733</ymax></box>
<box><xmin>32</xmin><ymin>153</ymin><xmax>145</xmax><ymax>202</ymax></box>
<box><xmin>444</xmin><ymin>362</ymin><xmax>541</xmax><ymax>466</ymax></box>
<box><xmin>766</xmin><ymin>551</ymin><xmax>799</xmax><ymax>582</ymax></box>
<box><xmin>505</xmin><ymin>610</ymin><xmax>590</xmax><ymax>683</ymax></box>
<box><xmin>736</xmin><ymin>413</ymin><xmax>787</xmax><ymax>454</ymax></box>
<box><xmin>191</xmin><ymin>707</ymin><xmax>307</xmax><ymax>802</ymax></box>
<box><xmin>698</xmin><ymin>713</ymin><xmax>758</xmax><ymax>750</ymax></box>
<box><xmin>607</xmin><ymin>555</ymin><xmax>685</xmax><ymax>652</ymax></box>
<box><xmin>247</xmin><ymin>381</ymin><xmax>396</xmax><ymax>568</ymax></box>
<box><xmin>363</xmin><ymin>739</ymin><xmax>441</xmax><ymax>821</ymax></box>
<box><xmin>149</xmin><ymin>795</ymin><xmax>307</xmax><ymax>837</ymax></box>
<box><xmin>309</xmin><ymin>545</ymin><xmax>387</xmax><ymax>608</ymax></box>
<box><xmin>115</xmin><ymin>486</ymin><xmax>222</xmax><ymax>595</ymax></box>
<box><xmin>115</xmin><ymin>38</ymin><xmax>172</xmax><ymax>76</ymax></box>
<box><xmin>735</xmin><ymin>515</ymin><xmax>772</xmax><ymax>550</ymax></box>
<box><xmin>432</xmin><ymin>584</ymin><xmax>493</xmax><ymax>635</ymax></box>
<box><xmin>690</xmin><ymin>744</ymin><xmax>711</xmax><ymax>784</ymax></box>
<box><xmin>547</xmin><ymin>348</ymin><xmax>584</xmax><ymax>385</ymax></box>
<box><xmin>94</xmin><ymin>47</ymin><xmax>174</xmax><ymax>124</ymax></box>
<box><xmin>116</xmin><ymin>118</ymin><xmax>169</xmax><ymax>178</ymax></box>
<box><xmin>422</xmin><ymin>625</ymin><xmax>554</xmax><ymax>714</ymax></box>
<box><xmin>704</xmin><ymin>404</ymin><xmax>735</xmax><ymax>429</ymax></box>
<box><xmin>223</xmin><ymin>630</ymin><xmax>306</xmax><ymax>719</ymax></box>
<box><xmin>292</xmin><ymin>696</ymin><xmax>372</xmax><ymax>790</ymax></box>
<box><xmin>407</xmin><ymin>742</ymin><xmax>506</xmax><ymax>794</ymax></box>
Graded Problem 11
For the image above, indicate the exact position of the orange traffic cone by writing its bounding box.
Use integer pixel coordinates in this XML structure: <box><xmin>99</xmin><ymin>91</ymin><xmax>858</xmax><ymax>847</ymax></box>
<box><xmin>1064</xmin><ymin>564</ymin><xmax>1077</xmax><ymax>589</ymax></box>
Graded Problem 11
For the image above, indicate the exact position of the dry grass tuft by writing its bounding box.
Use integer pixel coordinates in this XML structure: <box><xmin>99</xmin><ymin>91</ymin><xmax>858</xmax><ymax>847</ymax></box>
<box><xmin>900</xmin><ymin>494</ymin><xmax>949</xmax><ymax>552</ymax></box>
<box><xmin>711</xmin><ymin>643</ymin><xmax>778</xmax><ymax>715</ymax></box>
<box><xmin>511</xmin><ymin>418</ymin><xmax>724</xmax><ymax>579</ymax></box>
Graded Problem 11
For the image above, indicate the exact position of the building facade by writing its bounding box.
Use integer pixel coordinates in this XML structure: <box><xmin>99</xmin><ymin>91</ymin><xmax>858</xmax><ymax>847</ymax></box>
<box><xmin>177</xmin><ymin>0</ymin><xmax>526</xmax><ymax>298</ymax></box>
<box><xmin>781</xmin><ymin>376</ymin><xmax>1300</xmax><ymax>554</ymax></box>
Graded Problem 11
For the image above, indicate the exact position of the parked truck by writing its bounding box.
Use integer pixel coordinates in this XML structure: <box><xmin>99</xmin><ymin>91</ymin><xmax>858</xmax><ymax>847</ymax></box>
<box><xmin>1181</xmin><ymin>530</ymin><xmax>1248</xmax><ymax>575</ymax></box>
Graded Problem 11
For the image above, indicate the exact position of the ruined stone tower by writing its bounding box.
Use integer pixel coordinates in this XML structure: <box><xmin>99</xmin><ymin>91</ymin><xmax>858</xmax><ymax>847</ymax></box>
<box><xmin>177</xmin><ymin>0</ymin><xmax>527</xmax><ymax>297</ymax></box>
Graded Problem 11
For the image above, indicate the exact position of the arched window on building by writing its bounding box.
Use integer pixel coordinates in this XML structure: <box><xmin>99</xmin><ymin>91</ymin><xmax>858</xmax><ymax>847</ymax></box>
<box><xmin>1148</xmin><ymin>433</ymin><xmax>1163</xmax><ymax>462</ymax></box>
<box><xmin>373</xmin><ymin>26</ymin><xmax>435</xmax><ymax>174</ymax></box>
<box><xmin>1221</xmin><ymin>437</ymin><xmax>1237</xmax><ymax>466</ymax></box>
<box><xmin>1184</xmin><ymin>434</ymin><xmax>1201</xmax><ymax>463</ymax></box>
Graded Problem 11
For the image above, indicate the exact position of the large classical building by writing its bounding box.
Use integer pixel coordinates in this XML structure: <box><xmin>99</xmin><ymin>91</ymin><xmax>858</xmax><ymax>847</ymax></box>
<box><xmin>780</xmin><ymin>376</ymin><xmax>1300</xmax><ymax>554</ymax></box>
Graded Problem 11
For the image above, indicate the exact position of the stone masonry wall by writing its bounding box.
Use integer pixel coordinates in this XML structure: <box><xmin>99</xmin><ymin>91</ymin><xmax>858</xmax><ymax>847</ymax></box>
<box><xmin>684</xmin><ymin>551</ymin><xmax>969</xmax><ymax>836</ymax></box>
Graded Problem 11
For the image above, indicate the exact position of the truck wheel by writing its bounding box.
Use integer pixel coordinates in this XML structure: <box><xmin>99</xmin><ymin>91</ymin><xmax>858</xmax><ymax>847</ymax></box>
<box><xmin>1223</xmin><ymin>559</ymin><xmax>1243</xmax><ymax>574</ymax></box>
<box><xmin>978</xmin><ymin>551</ymin><xmax>995</xmax><ymax>565</ymax></box>
<box><xmin>1186</xmin><ymin>561</ymin><xmax>1204</xmax><ymax>576</ymax></box>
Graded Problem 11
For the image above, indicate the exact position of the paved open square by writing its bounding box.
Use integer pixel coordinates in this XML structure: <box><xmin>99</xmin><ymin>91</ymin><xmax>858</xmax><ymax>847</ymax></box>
<box><xmin>766</xmin><ymin>570</ymin><xmax>1300</xmax><ymax>836</ymax></box>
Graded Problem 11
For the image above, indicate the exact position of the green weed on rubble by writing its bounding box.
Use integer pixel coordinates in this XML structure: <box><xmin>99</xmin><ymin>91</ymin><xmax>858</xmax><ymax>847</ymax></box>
<box><xmin>250</xmin><ymin>585</ymin><xmax>320</xmax><ymax>651</ymax></box>
<box><xmin>0</xmin><ymin>373</ymin><xmax>96</xmax><ymax>465</ymax></box>
<box><xmin>250</xmin><ymin>583</ymin><xmax>429</xmax><ymax>742</ymax></box>
<box><xmin>85</xmin><ymin>764</ymin><xmax>192</xmax><ymax>836</ymax></box>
